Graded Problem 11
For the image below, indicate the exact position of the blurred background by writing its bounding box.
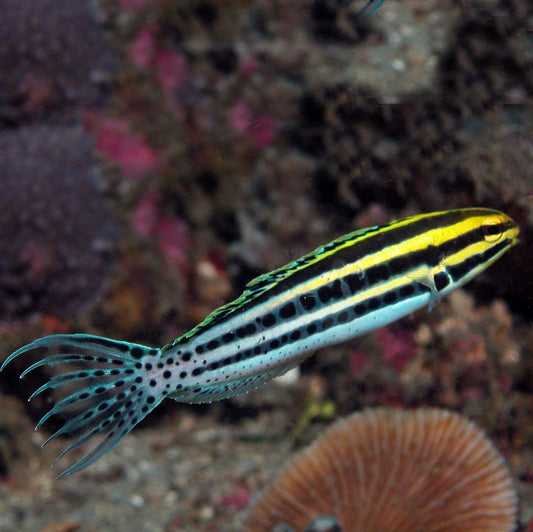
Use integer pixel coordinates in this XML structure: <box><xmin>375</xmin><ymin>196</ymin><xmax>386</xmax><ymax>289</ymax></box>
<box><xmin>0</xmin><ymin>0</ymin><xmax>532</xmax><ymax>530</ymax></box>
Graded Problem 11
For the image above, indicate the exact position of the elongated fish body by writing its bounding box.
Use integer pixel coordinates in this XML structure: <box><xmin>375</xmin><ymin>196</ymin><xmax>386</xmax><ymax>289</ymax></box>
<box><xmin>1</xmin><ymin>208</ymin><xmax>519</xmax><ymax>477</ymax></box>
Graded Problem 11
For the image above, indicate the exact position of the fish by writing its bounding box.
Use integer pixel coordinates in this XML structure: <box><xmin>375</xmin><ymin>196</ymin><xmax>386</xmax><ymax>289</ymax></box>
<box><xmin>348</xmin><ymin>0</ymin><xmax>389</xmax><ymax>18</ymax></box>
<box><xmin>1</xmin><ymin>208</ymin><xmax>519</xmax><ymax>477</ymax></box>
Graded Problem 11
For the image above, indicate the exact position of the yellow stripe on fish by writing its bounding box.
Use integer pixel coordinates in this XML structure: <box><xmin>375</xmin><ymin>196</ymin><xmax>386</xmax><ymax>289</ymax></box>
<box><xmin>1</xmin><ymin>208</ymin><xmax>519</xmax><ymax>477</ymax></box>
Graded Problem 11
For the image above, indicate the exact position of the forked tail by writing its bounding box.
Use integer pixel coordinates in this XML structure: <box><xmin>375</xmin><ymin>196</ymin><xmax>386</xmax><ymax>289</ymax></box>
<box><xmin>1</xmin><ymin>334</ymin><xmax>163</xmax><ymax>478</ymax></box>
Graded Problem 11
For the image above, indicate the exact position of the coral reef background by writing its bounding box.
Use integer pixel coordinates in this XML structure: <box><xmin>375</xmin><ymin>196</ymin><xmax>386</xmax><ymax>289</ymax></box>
<box><xmin>0</xmin><ymin>0</ymin><xmax>532</xmax><ymax>530</ymax></box>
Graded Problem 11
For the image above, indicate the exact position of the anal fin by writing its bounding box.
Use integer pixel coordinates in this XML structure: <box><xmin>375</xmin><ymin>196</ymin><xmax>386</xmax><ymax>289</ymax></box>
<box><xmin>170</xmin><ymin>358</ymin><xmax>304</xmax><ymax>404</ymax></box>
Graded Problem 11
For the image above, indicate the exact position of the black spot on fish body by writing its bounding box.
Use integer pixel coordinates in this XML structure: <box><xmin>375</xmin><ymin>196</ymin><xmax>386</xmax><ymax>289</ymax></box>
<box><xmin>262</xmin><ymin>313</ymin><xmax>276</xmax><ymax>327</ymax></box>
<box><xmin>222</xmin><ymin>332</ymin><xmax>235</xmax><ymax>343</ymax></box>
<box><xmin>434</xmin><ymin>271</ymin><xmax>450</xmax><ymax>291</ymax></box>
<box><xmin>129</xmin><ymin>346</ymin><xmax>144</xmax><ymax>359</ymax></box>
<box><xmin>383</xmin><ymin>291</ymin><xmax>398</xmax><ymax>304</ymax></box>
<box><xmin>318</xmin><ymin>285</ymin><xmax>333</xmax><ymax>303</ymax></box>
<box><xmin>280</xmin><ymin>302</ymin><xmax>297</xmax><ymax>319</ymax></box>
<box><xmin>368</xmin><ymin>297</ymin><xmax>380</xmax><ymax>310</ymax></box>
<box><xmin>366</xmin><ymin>264</ymin><xmax>390</xmax><ymax>284</ymax></box>
<box><xmin>331</xmin><ymin>279</ymin><xmax>343</xmax><ymax>298</ymax></box>
<box><xmin>207</xmin><ymin>339</ymin><xmax>219</xmax><ymax>350</ymax></box>
<box><xmin>399</xmin><ymin>284</ymin><xmax>415</xmax><ymax>297</ymax></box>
<box><xmin>300</xmin><ymin>294</ymin><xmax>316</xmax><ymax>311</ymax></box>
<box><xmin>236</xmin><ymin>326</ymin><xmax>247</xmax><ymax>338</ymax></box>
<box><xmin>345</xmin><ymin>272</ymin><xmax>365</xmax><ymax>294</ymax></box>
<box><xmin>354</xmin><ymin>303</ymin><xmax>366</xmax><ymax>315</ymax></box>
<box><xmin>337</xmin><ymin>310</ymin><xmax>349</xmax><ymax>323</ymax></box>
<box><xmin>389</xmin><ymin>255</ymin><xmax>408</xmax><ymax>276</ymax></box>
<box><xmin>323</xmin><ymin>317</ymin><xmax>334</xmax><ymax>329</ymax></box>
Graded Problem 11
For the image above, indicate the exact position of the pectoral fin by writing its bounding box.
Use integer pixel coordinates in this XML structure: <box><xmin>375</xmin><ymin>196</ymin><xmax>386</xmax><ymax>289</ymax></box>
<box><xmin>407</xmin><ymin>267</ymin><xmax>441</xmax><ymax>312</ymax></box>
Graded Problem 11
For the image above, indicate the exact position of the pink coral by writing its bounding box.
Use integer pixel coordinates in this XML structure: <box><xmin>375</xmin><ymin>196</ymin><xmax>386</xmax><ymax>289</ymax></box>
<box><xmin>156</xmin><ymin>215</ymin><xmax>190</xmax><ymax>271</ymax></box>
<box><xmin>219</xmin><ymin>482</ymin><xmax>251</xmax><ymax>511</ymax></box>
<box><xmin>155</xmin><ymin>49</ymin><xmax>189</xmax><ymax>96</ymax></box>
<box><xmin>129</xmin><ymin>26</ymin><xmax>158</xmax><ymax>69</ymax></box>
<box><xmin>229</xmin><ymin>100</ymin><xmax>253</xmax><ymax>135</ymax></box>
<box><xmin>88</xmin><ymin>117</ymin><xmax>160</xmax><ymax>180</ymax></box>
<box><xmin>376</xmin><ymin>326</ymin><xmax>416</xmax><ymax>373</ymax></box>
<box><xmin>130</xmin><ymin>193</ymin><xmax>190</xmax><ymax>271</ymax></box>
<box><xmin>229</xmin><ymin>100</ymin><xmax>276</xmax><ymax>148</ymax></box>
<box><xmin>128</xmin><ymin>26</ymin><xmax>190</xmax><ymax>100</ymax></box>
<box><xmin>349</xmin><ymin>348</ymin><xmax>367</xmax><ymax>375</ymax></box>
<box><xmin>239</xmin><ymin>57</ymin><xmax>260</xmax><ymax>76</ymax></box>
<box><xmin>130</xmin><ymin>191</ymin><xmax>161</xmax><ymax>237</ymax></box>
<box><xmin>249</xmin><ymin>115</ymin><xmax>276</xmax><ymax>148</ymax></box>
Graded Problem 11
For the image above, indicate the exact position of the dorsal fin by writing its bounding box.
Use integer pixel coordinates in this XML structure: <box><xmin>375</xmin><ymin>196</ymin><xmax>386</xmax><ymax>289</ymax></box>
<box><xmin>166</xmin><ymin>225</ymin><xmax>381</xmax><ymax>348</ymax></box>
<box><xmin>245</xmin><ymin>225</ymin><xmax>379</xmax><ymax>292</ymax></box>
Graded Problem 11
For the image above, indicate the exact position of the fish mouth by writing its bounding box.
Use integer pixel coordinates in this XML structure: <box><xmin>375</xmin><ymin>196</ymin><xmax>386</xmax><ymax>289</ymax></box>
<box><xmin>508</xmin><ymin>221</ymin><xmax>520</xmax><ymax>247</ymax></box>
<box><xmin>499</xmin><ymin>213</ymin><xmax>520</xmax><ymax>247</ymax></box>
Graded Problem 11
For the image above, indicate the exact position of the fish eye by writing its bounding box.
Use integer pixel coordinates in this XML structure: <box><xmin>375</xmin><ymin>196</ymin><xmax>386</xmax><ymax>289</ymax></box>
<box><xmin>482</xmin><ymin>217</ymin><xmax>504</xmax><ymax>243</ymax></box>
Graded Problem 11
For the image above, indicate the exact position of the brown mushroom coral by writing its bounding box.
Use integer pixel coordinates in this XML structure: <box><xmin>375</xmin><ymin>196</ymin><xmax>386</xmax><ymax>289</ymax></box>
<box><xmin>241</xmin><ymin>408</ymin><xmax>517</xmax><ymax>532</ymax></box>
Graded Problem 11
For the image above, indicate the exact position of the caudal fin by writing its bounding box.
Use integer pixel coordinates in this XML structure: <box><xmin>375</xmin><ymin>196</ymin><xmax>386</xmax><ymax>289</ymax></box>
<box><xmin>1</xmin><ymin>334</ymin><xmax>163</xmax><ymax>478</ymax></box>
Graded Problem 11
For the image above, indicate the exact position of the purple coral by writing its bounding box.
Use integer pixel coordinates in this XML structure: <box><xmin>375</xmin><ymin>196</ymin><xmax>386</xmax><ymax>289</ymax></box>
<box><xmin>0</xmin><ymin>0</ymin><xmax>115</xmax><ymax>122</ymax></box>
<box><xmin>0</xmin><ymin>125</ymin><xmax>117</xmax><ymax>318</ymax></box>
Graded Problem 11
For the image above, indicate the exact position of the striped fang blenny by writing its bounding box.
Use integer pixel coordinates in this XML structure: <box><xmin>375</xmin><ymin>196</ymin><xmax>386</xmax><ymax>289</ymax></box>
<box><xmin>1</xmin><ymin>208</ymin><xmax>519</xmax><ymax>477</ymax></box>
